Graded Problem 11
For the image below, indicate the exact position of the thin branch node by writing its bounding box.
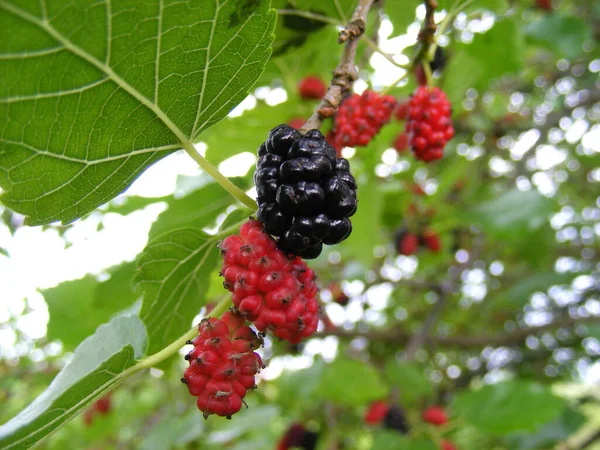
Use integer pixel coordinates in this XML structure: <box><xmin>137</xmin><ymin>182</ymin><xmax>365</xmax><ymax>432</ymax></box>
<box><xmin>338</xmin><ymin>19</ymin><xmax>366</xmax><ymax>43</ymax></box>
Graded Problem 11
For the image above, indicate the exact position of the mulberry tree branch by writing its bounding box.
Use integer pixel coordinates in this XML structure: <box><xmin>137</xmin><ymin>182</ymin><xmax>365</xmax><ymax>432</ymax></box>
<box><xmin>300</xmin><ymin>0</ymin><xmax>376</xmax><ymax>133</ymax></box>
<box><xmin>316</xmin><ymin>315</ymin><xmax>600</xmax><ymax>348</ymax></box>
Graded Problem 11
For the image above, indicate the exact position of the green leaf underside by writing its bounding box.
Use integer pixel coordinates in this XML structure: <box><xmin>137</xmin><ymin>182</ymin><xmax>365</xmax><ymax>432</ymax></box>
<box><xmin>148</xmin><ymin>176</ymin><xmax>252</xmax><ymax>239</ymax></box>
<box><xmin>453</xmin><ymin>381</ymin><xmax>566</xmax><ymax>435</ymax></box>
<box><xmin>0</xmin><ymin>315</ymin><xmax>147</xmax><ymax>450</ymax></box>
<box><xmin>315</xmin><ymin>358</ymin><xmax>389</xmax><ymax>406</ymax></box>
<box><xmin>136</xmin><ymin>227</ymin><xmax>220</xmax><ymax>356</ymax></box>
<box><xmin>0</xmin><ymin>0</ymin><xmax>275</xmax><ymax>225</ymax></box>
<box><xmin>44</xmin><ymin>261</ymin><xmax>139</xmax><ymax>351</ymax></box>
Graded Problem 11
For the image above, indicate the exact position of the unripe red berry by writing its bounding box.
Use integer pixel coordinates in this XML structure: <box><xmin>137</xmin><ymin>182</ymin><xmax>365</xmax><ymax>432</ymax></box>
<box><xmin>220</xmin><ymin>219</ymin><xmax>319</xmax><ymax>344</ymax></box>
<box><xmin>441</xmin><ymin>440</ymin><xmax>458</xmax><ymax>450</ymax></box>
<box><xmin>397</xmin><ymin>232</ymin><xmax>419</xmax><ymax>256</ymax></box>
<box><xmin>364</xmin><ymin>400</ymin><xmax>389</xmax><ymax>424</ymax></box>
<box><xmin>182</xmin><ymin>311</ymin><xmax>263</xmax><ymax>419</ymax></box>
<box><xmin>535</xmin><ymin>0</ymin><xmax>551</xmax><ymax>10</ymax></box>
<box><xmin>406</xmin><ymin>86</ymin><xmax>454</xmax><ymax>162</ymax></box>
<box><xmin>298</xmin><ymin>76</ymin><xmax>326</xmax><ymax>100</ymax></box>
<box><xmin>395</xmin><ymin>101</ymin><xmax>409</xmax><ymax>121</ymax></box>
<box><xmin>288</xmin><ymin>117</ymin><xmax>305</xmax><ymax>129</ymax></box>
<box><xmin>422</xmin><ymin>405</ymin><xmax>448</xmax><ymax>426</ymax></box>
<box><xmin>95</xmin><ymin>395</ymin><xmax>111</xmax><ymax>415</ymax></box>
<box><xmin>331</xmin><ymin>90</ymin><xmax>396</xmax><ymax>149</ymax></box>
<box><xmin>393</xmin><ymin>132</ymin><xmax>409</xmax><ymax>152</ymax></box>
<box><xmin>421</xmin><ymin>229</ymin><xmax>441</xmax><ymax>253</ymax></box>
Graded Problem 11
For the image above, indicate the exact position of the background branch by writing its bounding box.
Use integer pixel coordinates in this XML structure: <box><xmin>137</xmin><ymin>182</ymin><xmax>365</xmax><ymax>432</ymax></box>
<box><xmin>316</xmin><ymin>315</ymin><xmax>600</xmax><ymax>348</ymax></box>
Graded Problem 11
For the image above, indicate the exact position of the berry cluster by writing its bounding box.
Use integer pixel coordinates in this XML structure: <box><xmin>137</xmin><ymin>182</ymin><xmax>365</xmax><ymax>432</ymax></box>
<box><xmin>298</xmin><ymin>76</ymin><xmax>326</xmax><ymax>100</ymax></box>
<box><xmin>395</xmin><ymin>228</ymin><xmax>442</xmax><ymax>256</ymax></box>
<box><xmin>255</xmin><ymin>125</ymin><xmax>357</xmax><ymax>259</ymax></box>
<box><xmin>83</xmin><ymin>395</ymin><xmax>111</xmax><ymax>426</ymax></box>
<box><xmin>220</xmin><ymin>219</ymin><xmax>319</xmax><ymax>344</ymax></box>
<box><xmin>364</xmin><ymin>401</ymin><xmax>410</xmax><ymax>434</ymax></box>
<box><xmin>277</xmin><ymin>423</ymin><xmax>318</xmax><ymax>450</ymax></box>
<box><xmin>329</xmin><ymin>90</ymin><xmax>396</xmax><ymax>151</ymax></box>
<box><xmin>181</xmin><ymin>311</ymin><xmax>263</xmax><ymax>419</ymax></box>
<box><xmin>406</xmin><ymin>86</ymin><xmax>454</xmax><ymax>162</ymax></box>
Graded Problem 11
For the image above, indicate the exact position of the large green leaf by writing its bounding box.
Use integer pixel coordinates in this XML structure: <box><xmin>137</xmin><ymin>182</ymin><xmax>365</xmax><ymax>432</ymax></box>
<box><xmin>315</xmin><ymin>358</ymin><xmax>389</xmax><ymax>406</ymax></box>
<box><xmin>0</xmin><ymin>315</ymin><xmax>147</xmax><ymax>449</ymax></box>
<box><xmin>140</xmin><ymin>408</ymin><xmax>205</xmax><ymax>450</ymax></box>
<box><xmin>505</xmin><ymin>407</ymin><xmax>586</xmax><ymax>450</ymax></box>
<box><xmin>271</xmin><ymin>0</ymin><xmax>353</xmax><ymax>56</ymax></box>
<box><xmin>148</xmin><ymin>176</ymin><xmax>251</xmax><ymax>239</ymax></box>
<box><xmin>135</xmin><ymin>227</ymin><xmax>221</xmax><ymax>355</ymax></box>
<box><xmin>506</xmin><ymin>271</ymin><xmax>578</xmax><ymax>306</ymax></box>
<box><xmin>383</xmin><ymin>361</ymin><xmax>434</xmax><ymax>405</ymax></box>
<box><xmin>466</xmin><ymin>189</ymin><xmax>555</xmax><ymax>237</ymax></box>
<box><xmin>0</xmin><ymin>0</ymin><xmax>275</xmax><ymax>225</ymax></box>
<box><xmin>44</xmin><ymin>261</ymin><xmax>139</xmax><ymax>351</ymax></box>
<box><xmin>453</xmin><ymin>381</ymin><xmax>566</xmax><ymax>435</ymax></box>
<box><xmin>448</xmin><ymin>18</ymin><xmax>523</xmax><ymax>92</ymax></box>
<box><xmin>202</xmin><ymin>100</ymin><xmax>312</xmax><ymax>165</ymax></box>
<box><xmin>524</xmin><ymin>14</ymin><xmax>592</xmax><ymax>57</ymax></box>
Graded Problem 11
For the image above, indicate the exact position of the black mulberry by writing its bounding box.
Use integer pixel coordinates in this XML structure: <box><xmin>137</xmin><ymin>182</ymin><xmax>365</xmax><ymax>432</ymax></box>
<box><xmin>255</xmin><ymin>125</ymin><xmax>357</xmax><ymax>259</ymax></box>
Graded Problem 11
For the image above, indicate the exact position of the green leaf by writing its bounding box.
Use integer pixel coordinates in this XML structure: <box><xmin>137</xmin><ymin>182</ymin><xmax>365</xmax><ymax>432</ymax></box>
<box><xmin>315</xmin><ymin>358</ymin><xmax>389</xmax><ymax>406</ymax></box>
<box><xmin>371</xmin><ymin>433</ymin><xmax>436</xmax><ymax>450</ymax></box>
<box><xmin>140</xmin><ymin>408</ymin><xmax>205</xmax><ymax>450</ymax></box>
<box><xmin>384</xmin><ymin>1</ymin><xmax>417</xmax><ymax>36</ymax></box>
<box><xmin>206</xmin><ymin>405</ymin><xmax>280</xmax><ymax>444</ymax></box>
<box><xmin>442</xmin><ymin>50</ymin><xmax>483</xmax><ymax>111</ymax></box>
<box><xmin>449</xmin><ymin>18</ymin><xmax>523</xmax><ymax>92</ymax></box>
<box><xmin>341</xmin><ymin>175</ymin><xmax>384</xmax><ymax>267</ymax></box>
<box><xmin>453</xmin><ymin>381</ymin><xmax>566</xmax><ymax>435</ymax></box>
<box><xmin>524</xmin><ymin>14</ymin><xmax>592</xmax><ymax>57</ymax></box>
<box><xmin>466</xmin><ymin>189</ymin><xmax>555</xmax><ymax>237</ymax></box>
<box><xmin>271</xmin><ymin>0</ymin><xmax>353</xmax><ymax>57</ymax></box>
<box><xmin>136</xmin><ymin>227</ymin><xmax>221</xmax><ymax>356</ymax></box>
<box><xmin>202</xmin><ymin>100</ymin><xmax>312</xmax><ymax>165</ymax></box>
<box><xmin>505</xmin><ymin>407</ymin><xmax>586</xmax><ymax>450</ymax></box>
<box><xmin>274</xmin><ymin>359</ymin><xmax>325</xmax><ymax>411</ymax></box>
<box><xmin>260</xmin><ymin>25</ymin><xmax>341</xmax><ymax>88</ymax></box>
<box><xmin>44</xmin><ymin>261</ymin><xmax>139</xmax><ymax>351</ymax></box>
<box><xmin>0</xmin><ymin>0</ymin><xmax>275</xmax><ymax>225</ymax></box>
<box><xmin>149</xmin><ymin>176</ymin><xmax>251</xmax><ymax>239</ymax></box>
<box><xmin>506</xmin><ymin>272</ymin><xmax>577</xmax><ymax>306</ymax></box>
<box><xmin>383</xmin><ymin>361</ymin><xmax>434</xmax><ymax>404</ymax></box>
<box><xmin>0</xmin><ymin>315</ymin><xmax>147</xmax><ymax>450</ymax></box>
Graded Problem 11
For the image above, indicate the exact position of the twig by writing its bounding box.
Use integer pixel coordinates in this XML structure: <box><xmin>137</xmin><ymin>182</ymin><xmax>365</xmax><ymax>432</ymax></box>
<box><xmin>412</xmin><ymin>0</ymin><xmax>438</xmax><ymax>70</ymax></box>
<box><xmin>404</xmin><ymin>282</ymin><xmax>449</xmax><ymax>359</ymax></box>
<box><xmin>276</xmin><ymin>9</ymin><xmax>342</xmax><ymax>26</ymax></box>
<box><xmin>361</xmin><ymin>35</ymin><xmax>409</xmax><ymax>69</ymax></box>
<box><xmin>300</xmin><ymin>0</ymin><xmax>376</xmax><ymax>132</ymax></box>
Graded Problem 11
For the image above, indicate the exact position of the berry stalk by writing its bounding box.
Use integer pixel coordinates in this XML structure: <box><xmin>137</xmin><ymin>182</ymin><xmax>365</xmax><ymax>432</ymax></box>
<box><xmin>182</xmin><ymin>140</ymin><xmax>257</xmax><ymax>212</ymax></box>
<box><xmin>138</xmin><ymin>295</ymin><xmax>233</xmax><ymax>371</ymax></box>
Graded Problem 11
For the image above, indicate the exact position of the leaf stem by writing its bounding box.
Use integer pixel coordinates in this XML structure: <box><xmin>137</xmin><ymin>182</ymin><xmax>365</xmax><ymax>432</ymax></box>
<box><xmin>361</xmin><ymin>35</ymin><xmax>409</xmax><ymax>69</ymax></box>
<box><xmin>381</xmin><ymin>72</ymin><xmax>410</xmax><ymax>96</ymax></box>
<box><xmin>181</xmin><ymin>140</ymin><xmax>257</xmax><ymax>212</ymax></box>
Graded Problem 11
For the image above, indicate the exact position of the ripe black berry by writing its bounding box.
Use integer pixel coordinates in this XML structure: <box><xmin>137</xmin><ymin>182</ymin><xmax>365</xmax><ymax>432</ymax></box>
<box><xmin>255</xmin><ymin>125</ymin><xmax>357</xmax><ymax>259</ymax></box>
